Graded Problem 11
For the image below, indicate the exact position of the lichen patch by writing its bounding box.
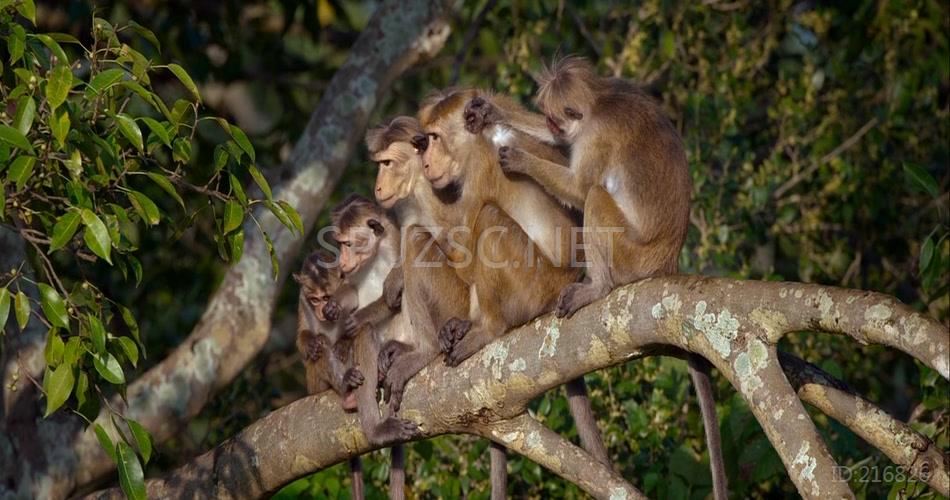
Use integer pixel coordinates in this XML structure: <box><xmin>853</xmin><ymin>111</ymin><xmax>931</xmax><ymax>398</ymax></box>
<box><xmin>507</xmin><ymin>357</ymin><xmax>527</xmax><ymax>373</ymax></box>
<box><xmin>792</xmin><ymin>441</ymin><xmax>819</xmax><ymax>496</ymax></box>
<box><xmin>734</xmin><ymin>338</ymin><xmax>769</xmax><ymax>396</ymax></box>
<box><xmin>482</xmin><ymin>343</ymin><xmax>510</xmax><ymax>379</ymax></box>
<box><xmin>609</xmin><ymin>487</ymin><xmax>629</xmax><ymax>500</ymax></box>
<box><xmin>538</xmin><ymin>322</ymin><xmax>560</xmax><ymax>359</ymax></box>
<box><xmin>692</xmin><ymin>301</ymin><xmax>740</xmax><ymax>359</ymax></box>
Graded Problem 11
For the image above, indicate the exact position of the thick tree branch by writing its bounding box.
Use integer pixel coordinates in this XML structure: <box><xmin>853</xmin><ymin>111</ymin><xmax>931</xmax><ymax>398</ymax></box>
<box><xmin>86</xmin><ymin>276</ymin><xmax>949</xmax><ymax>499</ymax></box>
<box><xmin>4</xmin><ymin>2</ymin><xmax>452</xmax><ymax>498</ymax></box>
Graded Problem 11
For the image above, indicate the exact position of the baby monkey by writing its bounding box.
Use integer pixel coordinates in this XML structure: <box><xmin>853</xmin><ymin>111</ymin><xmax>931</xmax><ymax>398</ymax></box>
<box><xmin>294</xmin><ymin>249</ymin><xmax>366</xmax><ymax>499</ymax></box>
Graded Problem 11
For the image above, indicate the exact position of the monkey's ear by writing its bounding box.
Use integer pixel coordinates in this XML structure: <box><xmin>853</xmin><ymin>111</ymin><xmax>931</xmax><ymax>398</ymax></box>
<box><xmin>292</xmin><ymin>272</ymin><xmax>304</xmax><ymax>284</ymax></box>
<box><xmin>367</xmin><ymin>219</ymin><xmax>385</xmax><ymax>236</ymax></box>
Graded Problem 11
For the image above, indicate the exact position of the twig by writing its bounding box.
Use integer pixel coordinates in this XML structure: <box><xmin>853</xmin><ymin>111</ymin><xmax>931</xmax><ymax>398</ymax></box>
<box><xmin>449</xmin><ymin>0</ymin><xmax>498</xmax><ymax>85</ymax></box>
<box><xmin>773</xmin><ymin>117</ymin><xmax>879</xmax><ymax>199</ymax></box>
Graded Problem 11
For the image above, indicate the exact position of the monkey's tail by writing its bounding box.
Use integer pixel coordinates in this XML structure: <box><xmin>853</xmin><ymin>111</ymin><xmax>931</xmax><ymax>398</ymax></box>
<box><xmin>687</xmin><ymin>354</ymin><xmax>728</xmax><ymax>500</ymax></box>
<box><xmin>389</xmin><ymin>444</ymin><xmax>405</xmax><ymax>500</ymax></box>
<box><xmin>490</xmin><ymin>442</ymin><xmax>508</xmax><ymax>500</ymax></box>
<box><xmin>565</xmin><ymin>377</ymin><xmax>611</xmax><ymax>466</ymax></box>
<box><xmin>349</xmin><ymin>457</ymin><xmax>364</xmax><ymax>500</ymax></box>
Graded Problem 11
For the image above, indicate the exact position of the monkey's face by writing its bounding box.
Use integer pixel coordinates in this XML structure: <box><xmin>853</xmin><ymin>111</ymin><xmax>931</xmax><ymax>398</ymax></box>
<box><xmin>373</xmin><ymin>142</ymin><xmax>420</xmax><ymax>209</ymax></box>
<box><xmin>336</xmin><ymin>222</ymin><xmax>383</xmax><ymax>275</ymax></box>
<box><xmin>542</xmin><ymin>104</ymin><xmax>585</xmax><ymax>144</ymax></box>
<box><xmin>421</xmin><ymin>125</ymin><xmax>461</xmax><ymax>189</ymax></box>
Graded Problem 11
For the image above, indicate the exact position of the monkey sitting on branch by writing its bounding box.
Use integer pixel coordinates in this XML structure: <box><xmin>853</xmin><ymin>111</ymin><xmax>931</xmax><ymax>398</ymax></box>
<box><xmin>293</xmin><ymin>249</ymin><xmax>366</xmax><ymax>499</ymax></box>
<box><xmin>462</xmin><ymin>56</ymin><xmax>728</xmax><ymax>499</ymax></box>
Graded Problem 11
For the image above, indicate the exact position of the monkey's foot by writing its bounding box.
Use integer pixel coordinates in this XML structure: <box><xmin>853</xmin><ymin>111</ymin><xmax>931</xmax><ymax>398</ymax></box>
<box><xmin>323</xmin><ymin>299</ymin><xmax>342</xmax><ymax>322</ymax></box>
<box><xmin>463</xmin><ymin>96</ymin><xmax>497</xmax><ymax>134</ymax></box>
<box><xmin>302</xmin><ymin>333</ymin><xmax>330</xmax><ymax>362</ymax></box>
<box><xmin>439</xmin><ymin>317</ymin><xmax>471</xmax><ymax>355</ymax></box>
<box><xmin>445</xmin><ymin>334</ymin><xmax>484</xmax><ymax>367</ymax></box>
<box><xmin>341</xmin><ymin>391</ymin><xmax>358</xmax><ymax>413</ymax></box>
<box><xmin>343</xmin><ymin>368</ymin><xmax>364</xmax><ymax>392</ymax></box>
<box><xmin>374</xmin><ymin>417</ymin><xmax>420</xmax><ymax>444</ymax></box>
<box><xmin>555</xmin><ymin>282</ymin><xmax>598</xmax><ymax>318</ymax></box>
<box><xmin>378</xmin><ymin>341</ymin><xmax>410</xmax><ymax>383</ymax></box>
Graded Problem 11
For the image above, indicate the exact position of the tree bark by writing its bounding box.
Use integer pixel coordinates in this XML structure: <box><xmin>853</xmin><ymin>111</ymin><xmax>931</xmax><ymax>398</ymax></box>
<box><xmin>85</xmin><ymin>276</ymin><xmax>949</xmax><ymax>499</ymax></box>
<box><xmin>0</xmin><ymin>2</ymin><xmax>451</xmax><ymax>498</ymax></box>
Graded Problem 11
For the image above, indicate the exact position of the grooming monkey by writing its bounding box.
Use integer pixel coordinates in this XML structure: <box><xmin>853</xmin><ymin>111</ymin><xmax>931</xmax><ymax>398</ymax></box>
<box><xmin>414</xmin><ymin>89</ymin><xmax>613</xmax><ymax>469</ymax></box>
<box><xmin>463</xmin><ymin>56</ymin><xmax>727</xmax><ymax>499</ymax></box>
<box><xmin>327</xmin><ymin>195</ymin><xmax>419</xmax><ymax>500</ymax></box>
<box><xmin>294</xmin><ymin>250</ymin><xmax>366</xmax><ymax>499</ymax></box>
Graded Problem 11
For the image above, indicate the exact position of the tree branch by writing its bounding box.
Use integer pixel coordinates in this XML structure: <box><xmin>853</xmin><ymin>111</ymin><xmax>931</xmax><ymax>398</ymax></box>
<box><xmin>85</xmin><ymin>276</ymin><xmax>949</xmax><ymax>499</ymax></box>
<box><xmin>4</xmin><ymin>2</ymin><xmax>453</xmax><ymax>497</ymax></box>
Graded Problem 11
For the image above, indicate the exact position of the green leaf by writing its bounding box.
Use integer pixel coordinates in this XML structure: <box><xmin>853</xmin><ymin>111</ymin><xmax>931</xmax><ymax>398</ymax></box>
<box><xmin>228</xmin><ymin>229</ymin><xmax>244</xmax><ymax>262</ymax></box>
<box><xmin>145</xmin><ymin>172</ymin><xmax>183</xmax><ymax>207</ymax></box>
<box><xmin>919</xmin><ymin>233</ymin><xmax>935</xmax><ymax>275</ymax></box>
<box><xmin>87</xmin><ymin>314</ymin><xmax>106</xmax><ymax>354</ymax></box>
<box><xmin>115</xmin><ymin>113</ymin><xmax>144</xmax><ymax>152</ymax></box>
<box><xmin>660</xmin><ymin>30</ymin><xmax>676</xmax><ymax>60</ymax></box>
<box><xmin>0</xmin><ymin>124</ymin><xmax>34</xmax><ymax>153</ymax></box>
<box><xmin>34</xmin><ymin>34</ymin><xmax>68</xmax><ymax>65</ymax></box>
<box><xmin>8</xmin><ymin>25</ymin><xmax>25</xmax><ymax>63</ymax></box>
<box><xmin>118</xmin><ymin>305</ymin><xmax>143</xmax><ymax>354</ymax></box>
<box><xmin>127</xmin><ymin>419</ymin><xmax>152</xmax><ymax>463</ymax></box>
<box><xmin>222</xmin><ymin>200</ymin><xmax>243</xmax><ymax>234</ymax></box>
<box><xmin>13</xmin><ymin>96</ymin><xmax>35</xmax><ymax>135</ymax></box>
<box><xmin>44</xmin><ymin>328</ymin><xmax>64</xmax><ymax>366</ymax></box>
<box><xmin>248</xmin><ymin>165</ymin><xmax>272</xmax><ymax>200</ymax></box>
<box><xmin>43</xmin><ymin>363</ymin><xmax>74</xmax><ymax>417</ymax></box>
<box><xmin>172</xmin><ymin>137</ymin><xmax>191</xmax><ymax>163</ymax></box>
<box><xmin>46</xmin><ymin>64</ymin><xmax>72</xmax><ymax>112</ymax></box>
<box><xmin>14</xmin><ymin>290</ymin><xmax>30</xmax><ymax>329</ymax></box>
<box><xmin>49</xmin><ymin>210</ymin><xmax>82</xmax><ymax>252</ymax></box>
<box><xmin>0</xmin><ymin>288</ymin><xmax>9</xmax><ymax>331</ymax></box>
<box><xmin>265</xmin><ymin>201</ymin><xmax>292</xmax><ymax>233</ymax></box>
<box><xmin>63</xmin><ymin>336</ymin><xmax>81</xmax><ymax>366</ymax></box>
<box><xmin>63</xmin><ymin>150</ymin><xmax>82</xmax><ymax>177</ymax></box>
<box><xmin>93</xmin><ymin>352</ymin><xmax>125</xmax><ymax>384</ymax></box>
<box><xmin>127</xmin><ymin>21</ymin><xmax>160</xmax><ymax>52</ymax></box>
<box><xmin>277</xmin><ymin>200</ymin><xmax>304</xmax><ymax>235</ymax></box>
<box><xmin>16</xmin><ymin>0</ymin><xmax>36</xmax><ymax>24</ymax></box>
<box><xmin>6</xmin><ymin>155</ymin><xmax>35</xmax><ymax>191</ymax></box>
<box><xmin>263</xmin><ymin>231</ymin><xmax>279</xmax><ymax>279</ymax></box>
<box><xmin>118</xmin><ymin>337</ymin><xmax>139</xmax><ymax>367</ymax></box>
<box><xmin>229</xmin><ymin>174</ymin><xmax>247</xmax><ymax>206</ymax></box>
<box><xmin>74</xmin><ymin>369</ymin><xmax>88</xmax><ymax>406</ymax></box>
<box><xmin>81</xmin><ymin>209</ymin><xmax>113</xmax><ymax>264</ymax></box>
<box><xmin>38</xmin><ymin>283</ymin><xmax>69</xmax><ymax>329</ymax></box>
<box><xmin>213</xmin><ymin>146</ymin><xmax>229</xmax><ymax>173</ymax></box>
<box><xmin>87</xmin><ymin>68</ymin><xmax>126</xmax><ymax>94</ymax></box>
<box><xmin>50</xmin><ymin>108</ymin><xmax>70</xmax><ymax>148</ymax></box>
<box><xmin>94</xmin><ymin>424</ymin><xmax>117</xmax><ymax>463</ymax></box>
<box><xmin>228</xmin><ymin>124</ymin><xmax>255</xmax><ymax>161</ymax></box>
<box><xmin>127</xmin><ymin>190</ymin><xmax>161</xmax><ymax>225</ymax></box>
<box><xmin>140</xmin><ymin>117</ymin><xmax>171</xmax><ymax>147</ymax></box>
<box><xmin>903</xmin><ymin>163</ymin><xmax>940</xmax><ymax>198</ymax></box>
<box><xmin>166</xmin><ymin>63</ymin><xmax>201</xmax><ymax>102</ymax></box>
<box><xmin>46</xmin><ymin>33</ymin><xmax>81</xmax><ymax>44</ymax></box>
<box><xmin>117</xmin><ymin>442</ymin><xmax>146</xmax><ymax>500</ymax></box>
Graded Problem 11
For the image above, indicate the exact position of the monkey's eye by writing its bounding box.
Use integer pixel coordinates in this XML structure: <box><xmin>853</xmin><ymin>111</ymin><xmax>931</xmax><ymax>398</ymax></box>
<box><xmin>308</xmin><ymin>296</ymin><xmax>324</xmax><ymax>306</ymax></box>
<box><xmin>564</xmin><ymin>107</ymin><xmax>583</xmax><ymax>120</ymax></box>
<box><xmin>379</xmin><ymin>160</ymin><xmax>392</xmax><ymax>167</ymax></box>
<box><xmin>427</xmin><ymin>132</ymin><xmax>439</xmax><ymax>141</ymax></box>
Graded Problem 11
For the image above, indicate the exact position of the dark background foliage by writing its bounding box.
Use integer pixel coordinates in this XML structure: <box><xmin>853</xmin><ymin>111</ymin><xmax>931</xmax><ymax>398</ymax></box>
<box><xmin>12</xmin><ymin>0</ymin><xmax>949</xmax><ymax>498</ymax></box>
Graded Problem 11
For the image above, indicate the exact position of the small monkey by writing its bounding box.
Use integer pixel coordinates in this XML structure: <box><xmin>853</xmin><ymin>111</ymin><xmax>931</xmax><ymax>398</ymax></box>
<box><xmin>329</xmin><ymin>195</ymin><xmax>419</xmax><ymax>500</ymax></box>
<box><xmin>294</xmin><ymin>250</ymin><xmax>366</xmax><ymax>499</ymax></box>
<box><xmin>465</xmin><ymin>56</ymin><xmax>727</xmax><ymax>499</ymax></box>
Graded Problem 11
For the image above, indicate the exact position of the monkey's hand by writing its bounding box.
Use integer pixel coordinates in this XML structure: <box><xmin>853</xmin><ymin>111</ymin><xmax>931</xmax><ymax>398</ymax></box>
<box><xmin>383</xmin><ymin>280</ymin><xmax>403</xmax><ymax>310</ymax></box>
<box><xmin>323</xmin><ymin>298</ymin><xmax>343</xmax><ymax>322</ymax></box>
<box><xmin>498</xmin><ymin>146</ymin><xmax>528</xmax><ymax>175</ymax></box>
<box><xmin>301</xmin><ymin>333</ymin><xmax>330</xmax><ymax>362</ymax></box>
<box><xmin>464</xmin><ymin>96</ymin><xmax>502</xmax><ymax>134</ymax></box>
<box><xmin>344</xmin><ymin>309</ymin><xmax>370</xmax><ymax>337</ymax></box>
<box><xmin>438</xmin><ymin>317</ymin><xmax>472</xmax><ymax>356</ymax></box>
<box><xmin>342</xmin><ymin>368</ymin><xmax>364</xmax><ymax>392</ymax></box>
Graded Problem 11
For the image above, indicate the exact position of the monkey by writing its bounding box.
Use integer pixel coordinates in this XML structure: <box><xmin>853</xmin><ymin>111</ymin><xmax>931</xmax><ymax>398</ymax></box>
<box><xmin>413</xmin><ymin>88</ymin><xmax>614</xmax><ymax>470</ymax></box>
<box><xmin>462</xmin><ymin>56</ymin><xmax>728</xmax><ymax>499</ymax></box>
<box><xmin>327</xmin><ymin>195</ymin><xmax>419</xmax><ymax>500</ymax></box>
<box><xmin>294</xmin><ymin>249</ymin><xmax>366</xmax><ymax>500</ymax></box>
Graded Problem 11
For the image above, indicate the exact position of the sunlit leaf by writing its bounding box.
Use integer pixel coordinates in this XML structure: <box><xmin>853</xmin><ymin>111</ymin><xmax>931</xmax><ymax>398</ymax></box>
<box><xmin>127</xmin><ymin>419</ymin><xmax>152</xmax><ymax>463</ymax></box>
<box><xmin>0</xmin><ymin>124</ymin><xmax>34</xmax><ymax>153</ymax></box>
<box><xmin>8</xmin><ymin>25</ymin><xmax>25</xmax><ymax>63</ymax></box>
<box><xmin>228</xmin><ymin>229</ymin><xmax>244</xmax><ymax>262</ymax></box>
<box><xmin>93</xmin><ymin>352</ymin><xmax>125</xmax><ymax>384</ymax></box>
<box><xmin>140</xmin><ymin>117</ymin><xmax>171</xmax><ymax>148</ymax></box>
<box><xmin>263</xmin><ymin>231</ymin><xmax>279</xmax><ymax>279</ymax></box>
<box><xmin>37</xmin><ymin>283</ymin><xmax>69</xmax><ymax>329</ymax></box>
<box><xmin>34</xmin><ymin>34</ymin><xmax>68</xmax><ymax>65</ymax></box>
<box><xmin>0</xmin><ymin>288</ymin><xmax>9</xmax><ymax>331</ymax></box>
<box><xmin>127</xmin><ymin>21</ymin><xmax>160</xmax><ymax>52</ymax></box>
<box><xmin>6</xmin><ymin>155</ymin><xmax>35</xmax><ymax>191</ymax></box>
<box><xmin>49</xmin><ymin>210</ymin><xmax>81</xmax><ymax>252</ymax></box>
<box><xmin>229</xmin><ymin>174</ymin><xmax>247</xmax><ymax>206</ymax></box>
<box><xmin>222</xmin><ymin>200</ymin><xmax>243</xmax><ymax>234</ymax></box>
<box><xmin>228</xmin><ymin>124</ymin><xmax>255</xmax><ymax>162</ymax></box>
<box><xmin>265</xmin><ymin>201</ymin><xmax>292</xmax><ymax>232</ymax></box>
<box><xmin>87</xmin><ymin>68</ymin><xmax>126</xmax><ymax>94</ymax></box>
<box><xmin>13</xmin><ymin>96</ymin><xmax>35</xmax><ymax>135</ymax></box>
<box><xmin>81</xmin><ymin>209</ymin><xmax>113</xmax><ymax>264</ymax></box>
<box><xmin>43</xmin><ymin>363</ymin><xmax>74</xmax><ymax>417</ymax></box>
<box><xmin>144</xmin><ymin>172</ymin><xmax>183</xmax><ymax>208</ymax></box>
<box><xmin>14</xmin><ymin>290</ymin><xmax>30</xmax><ymax>329</ymax></box>
<box><xmin>166</xmin><ymin>63</ymin><xmax>201</xmax><ymax>102</ymax></box>
<box><xmin>248</xmin><ymin>165</ymin><xmax>272</xmax><ymax>200</ymax></box>
<box><xmin>46</xmin><ymin>64</ymin><xmax>72</xmax><ymax>112</ymax></box>
<box><xmin>277</xmin><ymin>200</ymin><xmax>304</xmax><ymax>235</ymax></box>
<box><xmin>94</xmin><ymin>424</ymin><xmax>117</xmax><ymax>463</ymax></box>
<box><xmin>16</xmin><ymin>0</ymin><xmax>36</xmax><ymax>24</ymax></box>
<box><xmin>50</xmin><ymin>108</ymin><xmax>70</xmax><ymax>148</ymax></box>
<box><xmin>213</xmin><ymin>146</ymin><xmax>229</xmax><ymax>173</ymax></box>
<box><xmin>44</xmin><ymin>328</ymin><xmax>64</xmax><ymax>366</ymax></box>
<box><xmin>118</xmin><ymin>337</ymin><xmax>139</xmax><ymax>367</ymax></box>
<box><xmin>115</xmin><ymin>114</ymin><xmax>144</xmax><ymax>152</ymax></box>
<box><xmin>127</xmin><ymin>190</ymin><xmax>161</xmax><ymax>225</ymax></box>
<box><xmin>117</xmin><ymin>442</ymin><xmax>146</xmax><ymax>500</ymax></box>
<box><xmin>87</xmin><ymin>314</ymin><xmax>106</xmax><ymax>354</ymax></box>
<box><xmin>63</xmin><ymin>336</ymin><xmax>81</xmax><ymax>366</ymax></box>
<box><xmin>118</xmin><ymin>305</ymin><xmax>143</xmax><ymax>354</ymax></box>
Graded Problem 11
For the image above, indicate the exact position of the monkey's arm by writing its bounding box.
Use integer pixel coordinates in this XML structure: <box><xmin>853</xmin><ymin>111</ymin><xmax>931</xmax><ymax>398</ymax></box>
<box><xmin>488</xmin><ymin>93</ymin><xmax>559</xmax><ymax>144</ymax></box>
<box><xmin>500</xmin><ymin>148</ymin><xmax>586</xmax><ymax>209</ymax></box>
<box><xmin>344</xmin><ymin>270</ymin><xmax>402</xmax><ymax>337</ymax></box>
<box><xmin>505</xmin><ymin>128</ymin><xmax>568</xmax><ymax>166</ymax></box>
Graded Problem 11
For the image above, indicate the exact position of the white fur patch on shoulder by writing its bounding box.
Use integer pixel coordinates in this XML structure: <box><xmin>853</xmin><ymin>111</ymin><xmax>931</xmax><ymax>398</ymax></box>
<box><xmin>490</xmin><ymin>126</ymin><xmax>514</xmax><ymax>147</ymax></box>
<box><xmin>603</xmin><ymin>171</ymin><xmax>621</xmax><ymax>195</ymax></box>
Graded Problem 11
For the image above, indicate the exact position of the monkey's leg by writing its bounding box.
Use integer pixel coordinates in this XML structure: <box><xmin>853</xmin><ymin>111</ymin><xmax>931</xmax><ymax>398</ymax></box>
<box><xmin>354</xmin><ymin>335</ymin><xmax>419</xmax><ymax>445</ymax></box>
<box><xmin>389</xmin><ymin>443</ymin><xmax>405</xmax><ymax>500</ymax></box>
<box><xmin>555</xmin><ymin>193</ymin><xmax>616</xmax><ymax>318</ymax></box>
<box><xmin>687</xmin><ymin>355</ymin><xmax>727</xmax><ymax>500</ymax></box>
<box><xmin>490</xmin><ymin>442</ymin><xmax>507</xmax><ymax>500</ymax></box>
<box><xmin>349</xmin><ymin>457</ymin><xmax>364</xmax><ymax>500</ymax></box>
<box><xmin>564</xmin><ymin>378</ymin><xmax>611</xmax><ymax>466</ymax></box>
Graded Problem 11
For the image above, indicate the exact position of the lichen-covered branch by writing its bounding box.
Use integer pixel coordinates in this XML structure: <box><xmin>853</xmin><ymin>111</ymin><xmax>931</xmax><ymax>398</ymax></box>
<box><xmin>475</xmin><ymin>414</ymin><xmax>645</xmax><ymax>499</ymax></box>
<box><xmin>2</xmin><ymin>2</ymin><xmax>452</xmax><ymax>498</ymax></box>
<box><xmin>780</xmin><ymin>353</ymin><xmax>950</xmax><ymax>495</ymax></box>
<box><xmin>85</xmin><ymin>276</ymin><xmax>948</xmax><ymax>499</ymax></box>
